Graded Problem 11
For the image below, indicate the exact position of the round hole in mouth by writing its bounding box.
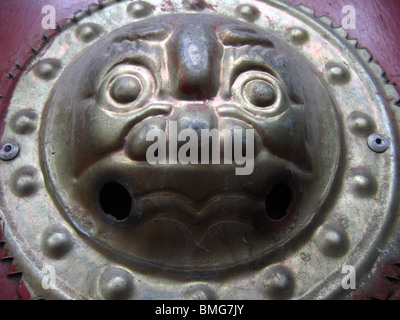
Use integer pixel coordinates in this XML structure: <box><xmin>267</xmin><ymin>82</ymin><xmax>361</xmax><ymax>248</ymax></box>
<box><xmin>265</xmin><ymin>184</ymin><xmax>293</xmax><ymax>220</ymax></box>
<box><xmin>99</xmin><ymin>182</ymin><xmax>132</xmax><ymax>221</ymax></box>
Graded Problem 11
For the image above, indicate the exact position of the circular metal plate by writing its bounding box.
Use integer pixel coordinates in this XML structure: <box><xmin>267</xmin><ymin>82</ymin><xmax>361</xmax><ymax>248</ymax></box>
<box><xmin>0</xmin><ymin>0</ymin><xmax>399</xmax><ymax>300</ymax></box>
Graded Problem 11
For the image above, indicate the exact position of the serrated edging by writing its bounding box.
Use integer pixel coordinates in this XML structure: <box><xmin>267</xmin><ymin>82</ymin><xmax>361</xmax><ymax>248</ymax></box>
<box><xmin>294</xmin><ymin>1</ymin><xmax>400</xmax><ymax>108</ymax></box>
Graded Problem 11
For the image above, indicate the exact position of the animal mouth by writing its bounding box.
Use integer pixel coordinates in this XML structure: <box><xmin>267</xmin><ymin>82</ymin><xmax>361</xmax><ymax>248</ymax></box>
<box><xmin>97</xmin><ymin>179</ymin><xmax>295</xmax><ymax>236</ymax></box>
<box><xmin>74</xmin><ymin>146</ymin><xmax>296</xmax><ymax>228</ymax></box>
<box><xmin>95</xmin><ymin>178</ymin><xmax>296</xmax><ymax>262</ymax></box>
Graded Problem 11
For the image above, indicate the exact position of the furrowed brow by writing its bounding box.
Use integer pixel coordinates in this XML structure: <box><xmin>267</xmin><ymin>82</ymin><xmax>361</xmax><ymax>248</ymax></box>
<box><xmin>113</xmin><ymin>24</ymin><xmax>171</xmax><ymax>43</ymax></box>
<box><xmin>217</xmin><ymin>26</ymin><xmax>274</xmax><ymax>48</ymax></box>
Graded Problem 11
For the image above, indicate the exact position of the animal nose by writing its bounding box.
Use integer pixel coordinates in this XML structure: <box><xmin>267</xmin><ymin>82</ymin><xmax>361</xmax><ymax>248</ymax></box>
<box><xmin>169</xmin><ymin>104</ymin><xmax>218</xmax><ymax>156</ymax></box>
<box><xmin>171</xmin><ymin>103</ymin><xmax>218</xmax><ymax>148</ymax></box>
<box><xmin>167</xmin><ymin>23</ymin><xmax>223</xmax><ymax>100</ymax></box>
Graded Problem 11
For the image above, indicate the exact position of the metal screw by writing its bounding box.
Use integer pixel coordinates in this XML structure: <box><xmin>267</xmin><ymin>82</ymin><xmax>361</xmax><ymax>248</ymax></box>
<box><xmin>0</xmin><ymin>141</ymin><xmax>20</xmax><ymax>161</ymax></box>
<box><xmin>368</xmin><ymin>133</ymin><xmax>389</xmax><ymax>153</ymax></box>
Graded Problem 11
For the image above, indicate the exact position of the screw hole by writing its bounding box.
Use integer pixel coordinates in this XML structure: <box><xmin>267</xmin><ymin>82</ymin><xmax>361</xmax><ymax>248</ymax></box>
<box><xmin>265</xmin><ymin>184</ymin><xmax>293</xmax><ymax>220</ymax></box>
<box><xmin>99</xmin><ymin>182</ymin><xmax>132</xmax><ymax>221</ymax></box>
<box><xmin>0</xmin><ymin>142</ymin><xmax>19</xmax><ymax>161</ymax></box>
<box><xmin>368</xmin><ymin>133</ymin><xmax>389</xmax><ymax>153</ymax></box>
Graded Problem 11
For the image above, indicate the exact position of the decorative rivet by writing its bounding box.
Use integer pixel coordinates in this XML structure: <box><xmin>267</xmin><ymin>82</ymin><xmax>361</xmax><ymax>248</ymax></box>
<box><xmin>10</xmin><ymin>109</ymin><xmax>39</xmax><ymax>135</ymax></box>
<box><xmin>42</xmin><ymin>225</ymin><xmax>73</xmax><ymax>259</ymax></box>
<box><xmin>127</xmin><ymin>1</ymin><xmax>153</xmax><ymax>18</ymax></box>
<box><xmin>99</xmin><ymin>268</ymin><xmax>134</xmax><ymax>300</ymax></box>
<box><xmin>33</xmin><ymin>59</ymin><xmax>61</xmax><ymax>80</ymax></box>
<box><xmin>76</xmin><ymin>23</ymin><xmax>103</xmax><ymax>43</ymax></box>
<box><xmin>287</xmin><ymin>27</ymin><xmax>309</xmax><ymax>45</ymax></box>
<box><xmin>350</xmin><ymin>169</ymin><xmax>377</xmax><ymax>198</ymax></box>
<box><xmin>348</xmin><ymin>112</ymin><xmax>375</xmax><ymax>137</ymax></box>
<box><xmin>0</xmin><ymin>141</ymin><xmax>20</xmax><ymax>161</ymax></box>
<box><xmin>235</xmin><ymin>4</ymin><xmax>260</xmax><ymax>23</ymax></box>
<box><xmin>368</xmin><ymin>133</ymin><xmax>389</xmax><ymax>153</ymax></box>
<box><xmin>317</xmin><ymin>224</ymin><xmax>350</xmax><ymax>258</ymax></box>
<box><xmin>263</xmin><ymin>266</ymin><xmax>295</xmax><ymax>300</ymax></box>
<box><xmin>326</xmin><ymin>62</ymin><xmax>350</xmax><ymax>85</ymax></box>
<box><xmin>10</xmin><ymin>166</ymin><xmax>41</xmax><ymax>197</ymax></box>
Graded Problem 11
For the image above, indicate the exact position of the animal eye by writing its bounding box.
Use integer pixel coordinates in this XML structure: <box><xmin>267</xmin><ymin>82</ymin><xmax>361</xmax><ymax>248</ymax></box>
<box><xmin>232</xmin><ymin>70</ymin><xmax>285</xmax><ymax>117</ymax></box>
<box><xmin>109</xmin><ymin>75</ymin><xmax>142</xmax><ymax>104</ymax></box>
<box><xmin>243</xmin><ymin>79</ymin><xmax>276</xmax><ymax>108</ymax></box>
<box><xmin>97</xmin><ymin>64</ymin><xmax>155</xmax><ymax>113</ymax></box>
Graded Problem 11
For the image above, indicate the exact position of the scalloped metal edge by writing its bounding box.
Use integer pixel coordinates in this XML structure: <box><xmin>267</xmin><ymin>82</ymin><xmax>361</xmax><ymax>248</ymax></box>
<box><xmin>295</xmin><ymin>2</ymin><xmax>400</xmax><ymax>110</ymax></box>
<box><xmin>0</xmin><ymin>221</ymin><xmax>33</xmax><ymax>299</ymax></box>
<box><xmin>295</xmin><ymin>0</ymin><xmax>400</xmax><ymax>300</ymax></box>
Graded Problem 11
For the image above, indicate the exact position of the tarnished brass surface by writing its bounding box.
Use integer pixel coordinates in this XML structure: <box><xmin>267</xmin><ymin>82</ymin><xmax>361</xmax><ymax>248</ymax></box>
<box><xmin>42</xmin><ymin>13</ymin><xmax>340</xmax><ymax>271</ymax></box>
<box><xmin>0</xmin><ymin>0</ymin><xmax>399</xmax><ymax>300</ymax></box>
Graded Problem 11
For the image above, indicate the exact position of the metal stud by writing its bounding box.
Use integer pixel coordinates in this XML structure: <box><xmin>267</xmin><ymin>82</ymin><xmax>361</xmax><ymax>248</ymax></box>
<box><xmin>317</xmin><ymin>224</ymin><xmax>350</xmax><ymax>258</ymax></box>
<box><xmin>0</xmin><ymin>141</ymin><xmax>20</xmax><ymax>161</ymax></box>
<box><xmin>368</xmin><ymin>133</ymin><xmax>389</xmax><ymax>153</ymax></box>
<box><xmin>348</xmin><ymin>112</ymin><xmax>375</xmax><ymax>137</ymax></box>
<box><xmin>263</xmin><ymin>266</ymin><xmax>295</xmax><ymax>300</ymax></box>
<box><xmin>287</xmin><ymin>27</ymin><xmax>309</xmax><ymax>45</ymax></box>
<box><xmin>235</xmin><ymin>4</ymin><xmax>260</xmax><ymax>22</ymax></box>
<box><xmin>10</xmin><ymin>166</ymin><xmax>41</xmax><ymax>197</ymax></box>
<box><xmin>33</xmin><ymin>59</ymin><xmax>61</xmax><ymax>80</ymax></box>
<box><xmin>326</xmin><ymin>62</ymin><xmax>351</xmax><ymax>84</ymax></box>
<box><xmin>99</xmin><ymin>267</ymin><xmax>135</xmax><ymax>300</ymax></box>
<box><xmin>127</xmin><ymin>1</ymin><xmax>153</xmax><ymax>18</ymax></box>
<box><xmin>42</xmin><ymin>225</ymin><xmax>73</xmax><ymax>259</ymax></box>
<box><xmin>350</xmin><ymin>169</ymin><xmax>377</xmax><ymax>198</ymax></box>
<box><xmin>76</xmin><ymin>23</ymin><xmax>103</xmax><ymax>43</ymax></box>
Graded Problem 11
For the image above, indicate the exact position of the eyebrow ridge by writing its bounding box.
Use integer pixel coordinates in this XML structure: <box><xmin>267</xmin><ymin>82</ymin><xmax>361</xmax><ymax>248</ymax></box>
<box><xmin>217</xmin><ymin>27</ymin><xmax>274</xmax><ymax>48</ymax></box>
<box><xmin>113</xmin><ymin>24</ymin><xmax>171</xmax><ymax>43</ymax></box>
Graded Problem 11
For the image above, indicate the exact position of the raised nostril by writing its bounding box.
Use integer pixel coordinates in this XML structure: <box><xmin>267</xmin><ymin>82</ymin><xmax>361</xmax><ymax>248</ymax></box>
<box><xmin>173</xmin><ymin>104</ymin><xmax>217</xmax><ymax>143</ymax></box>
<box><xmin>177</xmin><ymin>118</ymin><xmax>212</xmax><ymax>156</ymax></box>
<box><xmin>178</xmin><ymin>117</ymin><xmax>211</xmax><ymax>136</ymax></box>
<box><xmin>125</xmin><ymin>117</ymin><xmax>167</xmax><ymax>161</ymax></box>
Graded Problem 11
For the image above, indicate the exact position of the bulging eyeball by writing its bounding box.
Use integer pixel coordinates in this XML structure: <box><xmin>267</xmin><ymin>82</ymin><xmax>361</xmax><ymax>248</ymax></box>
<box><xmin>243</xmin><ymin>79</ymin><xmax>277</xmax><ymax>108</ymax></box>
<box><xmin>109</xmin><ymin>75</ymin><xmax>142</xmax><ymax>104</ymax></box>
<box><xmin>96</xmin><ymin>64</ymin><xmax>155</xmax><ymax>113</ymax></box>
<box><xmin>232</xmin><ymin>70</ymin><xmax>285</xmax><ymax>117</ymax></box>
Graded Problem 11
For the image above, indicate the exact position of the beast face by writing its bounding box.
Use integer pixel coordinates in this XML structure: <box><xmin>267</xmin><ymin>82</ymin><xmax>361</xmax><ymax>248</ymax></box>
<box><xmin>42</xmin><ymin>14</ymin><xmax>340</xmax><ymax>271</ymax></box>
